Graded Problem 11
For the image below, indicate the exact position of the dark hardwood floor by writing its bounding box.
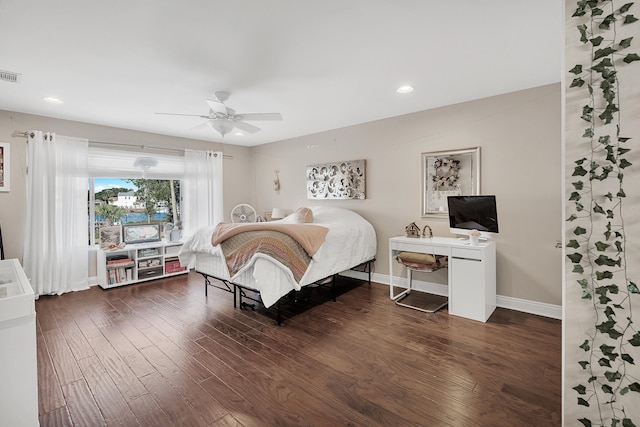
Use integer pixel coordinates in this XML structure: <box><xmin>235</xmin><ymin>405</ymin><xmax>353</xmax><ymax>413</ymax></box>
<box><xmin>35</xmin><ymin>271</ymin><xmax>561</xmax><ymax>426</ymax></box>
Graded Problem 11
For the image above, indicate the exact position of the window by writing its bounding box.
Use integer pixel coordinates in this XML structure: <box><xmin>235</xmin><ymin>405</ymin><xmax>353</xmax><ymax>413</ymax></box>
<box><xmin>88</xmin><ymin>178</ymin><xmax>181</xmax><ymax>246</ymax></box>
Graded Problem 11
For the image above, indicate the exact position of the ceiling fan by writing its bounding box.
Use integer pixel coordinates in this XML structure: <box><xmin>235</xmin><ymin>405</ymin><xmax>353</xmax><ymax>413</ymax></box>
<box><xmin>155</xmin><ymin>91</ymin><xmax>282</xmax><ymax>137</ymax></box>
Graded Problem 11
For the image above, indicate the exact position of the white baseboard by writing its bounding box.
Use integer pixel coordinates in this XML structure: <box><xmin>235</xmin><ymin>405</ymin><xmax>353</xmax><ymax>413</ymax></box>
<box><xmin>339</xmin><ymin>271</ymin><xmax>562</xmax><ymax>320</ymax></box>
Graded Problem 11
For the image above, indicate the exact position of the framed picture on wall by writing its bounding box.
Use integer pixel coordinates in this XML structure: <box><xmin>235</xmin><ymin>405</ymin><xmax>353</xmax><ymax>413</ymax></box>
<box><xmin>0</xmin><ymin>142</ymin><xmax>10</xmax><ymax>192</ymax></box>
<box><xmin>421</xmin><ymin>147</ymin><xmax>480</xmax><ymax>217</ymax></box>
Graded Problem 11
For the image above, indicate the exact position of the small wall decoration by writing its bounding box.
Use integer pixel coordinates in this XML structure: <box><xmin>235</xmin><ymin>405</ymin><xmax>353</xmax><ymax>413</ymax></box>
<box><xmin>422</xmin><ymin>147</ymin><xmax>480</xmax><ymax>216</ymax></box>
<box><xmin>0</xmin><ymin>142</ymin><xmax>10</xmax><ymax>192</ymax></box>
<box><xmin>306</xmin><ymin>159</ymin><xmax>365</xmax><ymax>199</ymax></box>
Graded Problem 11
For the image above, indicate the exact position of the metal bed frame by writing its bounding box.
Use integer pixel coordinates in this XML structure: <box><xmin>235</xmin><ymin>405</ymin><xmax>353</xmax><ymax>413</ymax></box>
<box><xmin>197</xmin><ymin>258</ymin><xmax>375</xmax><ymax>325</ymax></box>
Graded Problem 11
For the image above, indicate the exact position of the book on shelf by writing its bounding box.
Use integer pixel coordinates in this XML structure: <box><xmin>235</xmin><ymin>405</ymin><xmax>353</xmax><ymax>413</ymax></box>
<box><xmin>107</xmin><ymin>257</ymin><xmax>132</xmax><ymax>264</ymax></box>
<box><xmin>107</xmin><ymin>267</ymin><xmax>133</xmax><ymax>285</ymax></box>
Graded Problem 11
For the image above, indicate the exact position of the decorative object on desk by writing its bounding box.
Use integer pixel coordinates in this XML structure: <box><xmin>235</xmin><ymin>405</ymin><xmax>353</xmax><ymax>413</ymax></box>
<box><xmin>99</xmin><ymin>225</ymin><xmax>122</xmax><ymax>250</ymax></box>
<box><xmin>422</xmin><ymin>147</ymin><xmax>480</xmax><ymax>217</ymax></box>
<box><xmin>422</xmin><ymin>225</ymin><xmax>433</xmax><ymax>238</ymax></box>
<box><xmin>306</xmin><ymin>159</ymin><xmax>365</xmax><ymax>199</ymax></box>
<box><xmin>271</xmin><ymin>207</ymin><xmax>285</xmax><ymax>220</ymax></box>
<box><xmin>468</xmin><ymin>229</ymin><xmax>481</xmax><ymax>246</ymax></box>
<box><xmin>405</xmin><ymin>222</ymin><xmax>421</xmax><ymax>238</ymax></box>
<box><xmin>0</xmin><ymin>142</ymin><xmax>10</xmax><ymax>192</ymax></box>
<box><xmin>230</xmin><ymin>204</ymin><xmax>257</xmax><ymax>223</ymax></box>
<box><xmin>122</xmin><ymin>223</ymin><xmax>161</xmax><ymax>244</ymax></box>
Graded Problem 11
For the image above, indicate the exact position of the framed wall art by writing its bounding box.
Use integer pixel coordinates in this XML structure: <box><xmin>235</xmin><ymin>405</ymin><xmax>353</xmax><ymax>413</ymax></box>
<box><xmin>421</xmin><ymin>147</ymin><xmax>480</xmax><ymax>217</ymax></box>
<box><xmin>306</xmin><ymin>159</ymin><xmax>365</xmax><ymax>199</ymax></box>
<box><xmin>0</xmin><ymin>142</ymin><xmax>10</xmax><ymax>192</ymax></box>
<box><xmin>122</xmin><ymin>223</ymin><xmax>162</xmax><ymax>244</ymax></box>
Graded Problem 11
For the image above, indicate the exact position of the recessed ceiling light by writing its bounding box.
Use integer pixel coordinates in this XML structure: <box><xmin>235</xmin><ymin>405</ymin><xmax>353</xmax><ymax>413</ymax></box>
<box><xmin>42</xmin><ymin>97</ymin><xmax>63</xmax><ymax>104</ymax></box>
<box><xmin>396</xmin><ymin>85</ymin><xmax>414</xmax><ymax>94</ymax></box>
<box><xmin>233</xmin><ymin>131</ymin><xmax>244</xmax><ymax>136</ymax></box>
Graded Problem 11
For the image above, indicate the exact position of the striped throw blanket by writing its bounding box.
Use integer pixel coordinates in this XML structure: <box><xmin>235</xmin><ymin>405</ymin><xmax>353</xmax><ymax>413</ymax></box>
<box><xmin>220</xmin><ymin>230</ymin><xmax>312</xmax><ymax>282</ymax></box>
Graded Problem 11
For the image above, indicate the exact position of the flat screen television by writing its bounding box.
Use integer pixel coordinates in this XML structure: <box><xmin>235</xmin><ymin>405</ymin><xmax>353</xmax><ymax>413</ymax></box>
<box><xmin>447</xmin><ymin>195</ymin><xmax>499</xmax><ymax>239</ymax></box>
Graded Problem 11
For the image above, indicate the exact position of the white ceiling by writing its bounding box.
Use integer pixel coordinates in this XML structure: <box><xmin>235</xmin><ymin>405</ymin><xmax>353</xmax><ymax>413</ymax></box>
<box><xmin>0</xmin><ymin>1</ymin><xmax>562</xmax><ymax>147</ymax></box>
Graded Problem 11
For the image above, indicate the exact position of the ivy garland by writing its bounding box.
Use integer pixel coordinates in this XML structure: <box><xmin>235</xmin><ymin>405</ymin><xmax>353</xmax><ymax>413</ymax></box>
<box><xmin>432</xmin><ymin>157</ymin><xmax>460</xmax><ymax>190</ymax></box>
<box><xmin>567</xmin><ymin>1</ymin><xmax>639</xmax><ymax>426</ymax></box>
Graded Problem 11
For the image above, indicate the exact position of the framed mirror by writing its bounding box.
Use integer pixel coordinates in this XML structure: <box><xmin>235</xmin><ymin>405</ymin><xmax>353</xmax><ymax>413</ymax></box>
<box><xmin>421</xmin><ymin>147</ymin><xmax>480</xmax><ymax>217</ymax></box>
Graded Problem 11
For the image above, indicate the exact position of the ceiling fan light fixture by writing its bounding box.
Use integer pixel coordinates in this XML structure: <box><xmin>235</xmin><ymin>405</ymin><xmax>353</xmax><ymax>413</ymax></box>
<box><xmin>208</xmin><ymin>119</ymin><xmax>235</xmax><ymax>137</ymax></box>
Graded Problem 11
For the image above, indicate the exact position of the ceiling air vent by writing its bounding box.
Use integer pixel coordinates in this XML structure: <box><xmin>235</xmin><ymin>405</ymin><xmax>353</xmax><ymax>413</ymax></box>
<box><xmin>0</xmin><ymin>70</ymin><xmax>21</xmax><ymax>83</ymax></box>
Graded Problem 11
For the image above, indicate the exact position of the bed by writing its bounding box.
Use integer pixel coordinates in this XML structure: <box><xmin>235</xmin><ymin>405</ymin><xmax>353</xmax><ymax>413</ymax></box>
<box><xmin>178</xmin><ymin>206</ymin><xmax>377</xmax><ymax>324</ymax></box>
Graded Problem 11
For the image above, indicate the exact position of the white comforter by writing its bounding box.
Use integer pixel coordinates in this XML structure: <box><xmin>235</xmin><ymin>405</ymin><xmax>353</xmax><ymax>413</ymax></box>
<box><xmin>178</xmin><ymin>206</ymin><xmax>377</xmax><ymax>307</ymax></box>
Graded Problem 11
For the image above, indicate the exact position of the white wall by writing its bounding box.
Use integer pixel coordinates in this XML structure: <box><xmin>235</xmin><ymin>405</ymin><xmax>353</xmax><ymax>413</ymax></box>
<box><xmin>251</xmin><ymin>84</ymin><xmax>562</xmax><ymax>305</ymax></box>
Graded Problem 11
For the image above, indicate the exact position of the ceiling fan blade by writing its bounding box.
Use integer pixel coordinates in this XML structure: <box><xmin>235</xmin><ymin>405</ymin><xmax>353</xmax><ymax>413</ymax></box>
<box><xmin>192</xmin><ymin>120</ymin><xmax>213</xmax><ymax>130</ymax></box>
<box><xmin>235</xmin><ymin>113</ymin><xmax>283</xmax><ymax>121</ymax></box>
<box><xmin>233</xmin><ymin>121</ymin><xmax>261</xmax><ymax>134</ymax></box>
<box><xmin>206</xmin><ymin>99</ymin><xmax>228</xmax><ymax>114</ymax></box>
<box><xmin>155</xmin><ymin>112</ymin><xmax>208</xmax><ymax>118</ymax></box>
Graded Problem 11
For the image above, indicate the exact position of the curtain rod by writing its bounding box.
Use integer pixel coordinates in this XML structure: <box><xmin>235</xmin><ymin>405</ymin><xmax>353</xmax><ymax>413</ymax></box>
<box><xmin>11</xmin><ymin>131</ymin><xmax>233</xmax><ymax>159</ymax></box>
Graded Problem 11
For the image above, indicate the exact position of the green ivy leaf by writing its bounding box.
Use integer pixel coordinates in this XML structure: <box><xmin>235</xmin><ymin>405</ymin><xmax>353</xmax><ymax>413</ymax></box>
<box><xmin>595</xmin><ymin>255</ymin><xmax>620</xmax><ymax>267</ymax></box>
<box><xmin>574</xmin><ymin>166</ymin><xmax>588</xmax><ymax>176</ymax></box>
<box><xmin>567</xmin><ymin>239</ymin><xmax>580</xmax><ymax>249</ymax></box>
<box><xmin>571</xmin><ymin>77</ymin><xmax>586</xmax><ymax>88</ymax></box>
<box><xmin>574</xmin><ymin>265</ymin><xmax>585</xmax><ymax>274</ymax></box>
<box><xmin>583</xmin><ymin>127</ymin><xmax>595</xmax><ymax>138</ymax></box>
<box><xmin>592</xmin><ymin>58</ymin><xmax>613</xmax><ymax>72</ymax></box>
<box><xmin>600</xmin><ymin>343</ymin><xmax>618</xmax><ymax>359</ymax></box>
<box><xmin>580</xmin><ymin>339</ymin><xmax>591</xmax><ymax>351</ymax></box>
<box><xmin>619</xmin><ymin>37</ymin><xmax>634</xmax><ymax>49</ymax></box>
<box><xmin>595</xmin><ymin>241</ymin><xmax>610</xmax><ymax>251</ymax></box>
<box><xmin>570</xmin><ymin>191</ymin><xmax>582</xmax><ymax>201</ymax></box>
<box><xmin>578</xmin><ymin>397</ymin><xmax>590</xmax><ymax>407</ymax></box>
<box><xmin>573</xmin><ymin>181</ymin><xmax>584</xmax><ymax>190</ymax></box>
<box><xmin>591</xmin><ymin>7</ymin><xmax>604</xmax><ymax>16</ymax></box>
<box><xmin>604</xmin><ymin>370</ymin><xmax>622</xmax><ymax>381</ymax></box>
<box><xmin>605</xmin><ymin>192</ymin><xmax>613</xmax><ymax>200</ymax></box>
<box><xmin>604</xmin><ymin>305</ymin><xmax>615</xmax><ymax>319</ymax></box>
<box><xmin>615</xmin><ymin>241</ymin><xmax>623</xmax><ymax>251</ymax></box>
<box><xmin>597</xmin><ymin>321</ymin><xmax>623</xmax><ymax>339</ymax></box>
<box><xmin>590</xmin><ymin>35</ymin><xmax>604</xmax><ymax>46</ymax></box>
<box><xmin>617</xmin><ymin>189</ymin><xmax>626</xmax><ymax>197</ymax></box>
<box><xmin>577</xmin><ymin>24</ymin><xmax>588</xmax><ymax>41</ymax></box>
<box><xmin>593</xmin><ymin>203</ymin><xmax>605</xmax><ymax>214</ymax></box>
<box><xmin>619</xmin><ymin>136</ymin><xmax>631</xmax><ymax>142</ymax></box>
<box><xmin>575</xmin><ymin>227</ymin><xmax>587</xmax><ymax>235</ymax></box>
<box><xmin>620</xmin><ymin>159</ymin><xmax>633</xmax><ymax>168</ymax></box>
<box><xmin>624</xmin><ymin>53</ymin><xmax>640</xmax><ymax>63</ymax></box>
<box><xmin>568</xmin><ymin>253</ymin><xmax>583</xmax><ymax>263</ymax></box>
<box><xmin>599</xmin><ymin>357</ymin><xmax>612</xmax><ymax>367</ymax></box>
<box><xmin>576</xmin><ymin>202</ymin><xmax>585</xmax><ymax>212</ymax></box>
<box><xmin>628</xmin><ymin>332</ymin><xmax>640</xmax><ymax>346</ymax></box>
<box><xmin>595</xmin><ymin>270</ymin><xmax>613</xmax><ymax>280</ymax></box>
<box><xmin>624</xmin><ymin>14</ymin><xmax>639</xmax><ymax>24</ymax></box>
<box><xmin>629</xmin><ymin>382</ymin><xmax>640</xmax><ymax>392</ymax></box>
<box><xmin>621</xmin><ymin>418</ymin><xmax>636</xmax><ymax>427</ymax></box>
<box><xmin>618</xmin><ymin>147</ymin><xmax>631</xmax><ymax>155</ymax></box>
<box><xmin>599</xmin><ymin>14</ymin><xmax>616</xmax><ymax>29</ymax></box>
<box><xmin>574</xmin><ymin>384</ymin><xmax>587</xmax><ymax>394</ymax></box>
<box><xmin>579</xmin><ymin>361</ymin><xmax>590</xmax><ymax>369</ymax></box>
<box><xmin>621</xmin><ymin>353</ymin><xmax>635</xmax><ymax>364</ymax></box>
<box><xmin>567</xmin><ymin>214</ymin><xmax>578</xmax><ymax>221</ymax></box>
<box><xmin>629</xmin><ymin>282</ymin><xmax>640</xmax><ymax>293</ymax></box>
<box><xmin>578</xmin><ymin>279</ymin><xmax>588</xmax><ymax>288</ymax></box>
<box><xmin>602</xmin><ymin>384</ymin><xmax>614</xmax><ymax>394</ymax></box>
<box><xmin>570</xmin><ymin>64</ymin><xmax>584</xmax><ymax>74</ymax></box>
<box><xmin>620</xmin><ymin>3</ymin><xmax>633</xmax><ymax>14</ymax></box>
<box><xmin>578</xmin><ymin>418</ymin><xmax>592</xmax><ymax>427</ymax></box>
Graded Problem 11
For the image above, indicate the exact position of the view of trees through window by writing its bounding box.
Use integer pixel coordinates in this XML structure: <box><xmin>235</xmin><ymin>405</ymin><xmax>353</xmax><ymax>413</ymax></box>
<box><xmin>90</xmin><ymin>178</ymin><xmax>181</xmax><ymax>245</ymax></box>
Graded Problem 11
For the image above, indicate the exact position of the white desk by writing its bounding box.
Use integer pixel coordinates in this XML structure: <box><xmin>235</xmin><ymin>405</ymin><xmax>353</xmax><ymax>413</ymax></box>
<box><xmin>389</xmin><ymin>235</ymin><xmax>496</xmax><ymax>322</ymax></box>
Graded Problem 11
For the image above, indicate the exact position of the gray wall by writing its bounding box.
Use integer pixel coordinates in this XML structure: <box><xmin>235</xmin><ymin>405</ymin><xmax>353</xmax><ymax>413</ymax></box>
<box><xmin>251</xmin><ymin>84</ymin><xmax>562</xmax><ymax>305</ymax></box>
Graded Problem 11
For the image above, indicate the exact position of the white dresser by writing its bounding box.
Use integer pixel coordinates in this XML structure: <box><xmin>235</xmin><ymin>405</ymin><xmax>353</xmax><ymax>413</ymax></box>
<box><xmin>0</xmin><ymin>259</ymin><xmax>39</xmax><ymax>426</ymax></box>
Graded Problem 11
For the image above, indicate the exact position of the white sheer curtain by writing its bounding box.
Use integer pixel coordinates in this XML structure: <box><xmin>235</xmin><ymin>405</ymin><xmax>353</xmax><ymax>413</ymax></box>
<box><xmin>23</xmin><ymin>131</ymin><xmax>89</xmax><ymax>296</ymax></box>
<box><xmin>182</xmin><ymin>150</ymin><xmax>224</xmax><ymax>238</ymax></box>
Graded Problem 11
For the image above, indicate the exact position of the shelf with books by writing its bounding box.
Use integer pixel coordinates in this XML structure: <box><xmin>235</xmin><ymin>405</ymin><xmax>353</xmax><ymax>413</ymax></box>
<box><xmin>97</xmin><ymin>241</ymin><xmax>187</xmax><ymax>289</ymax></box>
